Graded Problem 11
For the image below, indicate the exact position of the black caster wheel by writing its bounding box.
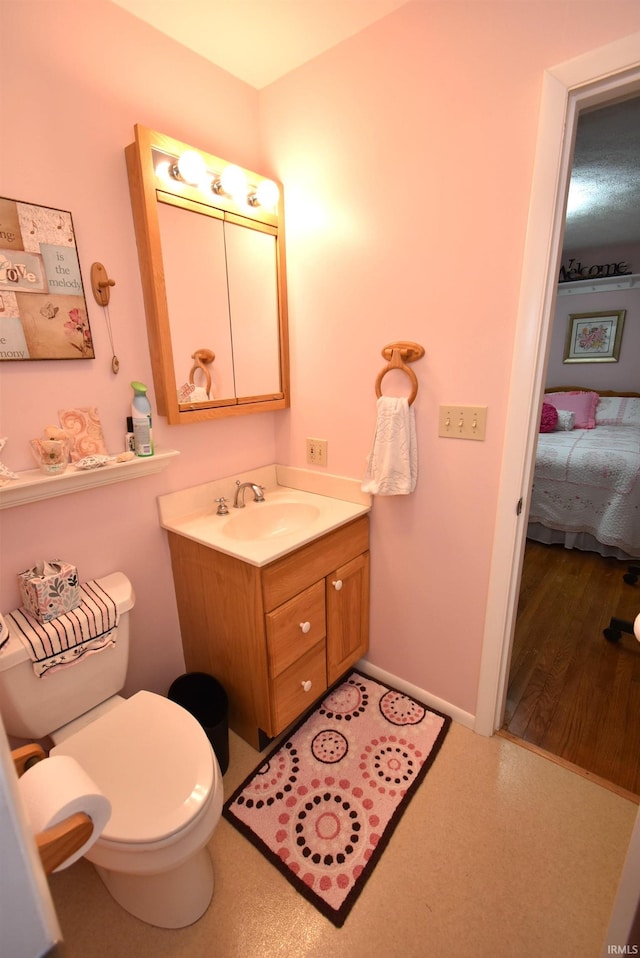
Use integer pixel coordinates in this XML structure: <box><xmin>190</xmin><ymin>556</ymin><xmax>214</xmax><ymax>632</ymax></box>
<box><xmin>603</xmin><ymin>628</ymin><xmax>622</xmax><ymax>643</ymax></box>
<box><xmin>623</xmin><ymin>572</ymin><xmax>638</xmax><ymax>586</ymax></box>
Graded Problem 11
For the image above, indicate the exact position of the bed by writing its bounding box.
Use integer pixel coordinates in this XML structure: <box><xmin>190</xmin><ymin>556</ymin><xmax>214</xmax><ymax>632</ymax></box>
<box><xmin>527</xmin><ymin>388</ymin><xmax>640</xmax><ymax>560</ymax></box>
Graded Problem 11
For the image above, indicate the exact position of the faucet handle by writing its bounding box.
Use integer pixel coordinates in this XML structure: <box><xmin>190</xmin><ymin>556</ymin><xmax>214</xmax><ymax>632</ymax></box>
<box><xmin>215</xmin><ymin>496</ymin><xmax>229</xmax><ymax>516</ymax></box>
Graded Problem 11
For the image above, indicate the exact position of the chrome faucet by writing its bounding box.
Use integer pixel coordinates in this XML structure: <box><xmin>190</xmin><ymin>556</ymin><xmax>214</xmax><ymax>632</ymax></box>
<box><xmin>233</xmin><ymin>480</ymin><xmax>266</xmax><ymax>509</ymax></box>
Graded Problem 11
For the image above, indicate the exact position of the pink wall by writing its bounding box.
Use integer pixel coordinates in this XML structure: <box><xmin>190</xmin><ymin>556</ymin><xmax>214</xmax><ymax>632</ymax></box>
<box><xmin>259</xmin><ymin>1</ymin><xmax>640</xmax><ymax>715</ymax></box>
<box><xmin>2</xmin><ymin>0</ymin><xmax>639</xmax><ymax>722</ymax></box>
<box><xmin>0</xmin><ymin>0</ymin><xmax>275</xmax><ymax>697</ymax></box>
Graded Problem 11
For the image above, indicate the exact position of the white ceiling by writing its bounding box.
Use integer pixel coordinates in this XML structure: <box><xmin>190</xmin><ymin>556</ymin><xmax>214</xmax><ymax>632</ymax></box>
<box><xmin>565</xmin><ymin>95</ymin><xmax>640</xmax><ymax>251</ymax></box>
<box><xmin>110</xmin><ymin>0</ymin><xmax>639</xmax><ymax>254</ymax></box>
<box><xmin>110</xmin><ymin>0</ymin><xmax>409</xmax><ymax>89</ymax></box>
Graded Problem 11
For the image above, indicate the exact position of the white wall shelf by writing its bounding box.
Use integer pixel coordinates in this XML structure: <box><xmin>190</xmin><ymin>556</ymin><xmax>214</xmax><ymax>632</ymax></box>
<box><xmin>0</xmin><ymin>448</ymin><xmax>179</xmax><ymax>510</ymax></box>
<box><xmin>557</xmin><ymin>272</ymin><xmax>640</xmax><ymax>295</ymax></box>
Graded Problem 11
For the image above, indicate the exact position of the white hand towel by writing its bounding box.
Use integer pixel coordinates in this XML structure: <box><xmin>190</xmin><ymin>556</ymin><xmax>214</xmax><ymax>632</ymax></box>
<box><xmin>362</xmin><ymin>396</ymin><xmax>418</xmax><ymax>495</ymax></box>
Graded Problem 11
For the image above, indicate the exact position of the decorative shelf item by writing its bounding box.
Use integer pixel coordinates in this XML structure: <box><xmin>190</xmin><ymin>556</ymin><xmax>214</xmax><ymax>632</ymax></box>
<box><xmin>0</xmin><ymin>448</ymin><xmax>179</xmax><ymax>510</ymax></box>
<box><xmin>557</xmin><ymin>273</ymin><xmax>640</xmax><ymax>296</ymax></box>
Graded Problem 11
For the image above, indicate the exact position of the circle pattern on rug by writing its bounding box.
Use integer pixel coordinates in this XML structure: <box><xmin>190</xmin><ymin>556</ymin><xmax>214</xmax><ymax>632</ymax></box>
<box><xmin>318</xmin><ymin>678</ymin><xmax>369</xmax><ymax>721</ymax></box>
<box><xmin>360</xmin><ymin>736</ymin><xmax>423</xmax><ymax>794</ymax></box>
<box><xmin>379</xmin><ymin>690</ymin><xmax>426</xmax><ymax>726</ymax></box>
<box><xmin>311</xmin><ymin>729</ymin><xmax>349</xmax><ymax>764</ymax></box>
<box><xmin>275</xmin><ymin>777</ymin><xmax>381</xmax><ymax>894</ymax></box>
<box><xmin>235</xmin><ymin>741</ymin><xmax>300</xmax><ymax>809</ymax></box>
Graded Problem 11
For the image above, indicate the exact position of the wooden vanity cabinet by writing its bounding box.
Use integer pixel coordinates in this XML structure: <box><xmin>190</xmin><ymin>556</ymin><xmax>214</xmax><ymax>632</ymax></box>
<box><xmin>167</xmin><ymin>515</ymin><xmax>369</xmax><ymax>750</ymax></box>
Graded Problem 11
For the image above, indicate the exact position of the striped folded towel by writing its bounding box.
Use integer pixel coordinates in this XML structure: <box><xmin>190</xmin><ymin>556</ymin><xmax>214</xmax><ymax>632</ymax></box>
<box><xmin>0</xmin><ymin>614</ymin><xmax>9</xmax><ymax>651</ymax></box>
<box><xmin>6</xmin><ymin>580</ymin><xmax>119</xmax><ymax>677</ymax></box>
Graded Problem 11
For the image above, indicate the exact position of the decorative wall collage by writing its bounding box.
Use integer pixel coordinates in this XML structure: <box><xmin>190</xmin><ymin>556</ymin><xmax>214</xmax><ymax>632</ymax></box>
<box><xmin>0</xmin><ymin>197</ymin><xmax>94</xmax><ymax>361</ymax></box>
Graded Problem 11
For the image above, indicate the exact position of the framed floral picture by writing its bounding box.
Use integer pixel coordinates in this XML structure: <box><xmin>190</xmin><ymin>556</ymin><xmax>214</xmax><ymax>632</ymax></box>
<box><xmin>0</xmin><ymin>196</ymin><xmax>95</xmax><ymax>361</ymax></box>
<box><xmin>563</xmin><ymin>309</ymin><xmax>626</xmax><ymax>364</ymax></box>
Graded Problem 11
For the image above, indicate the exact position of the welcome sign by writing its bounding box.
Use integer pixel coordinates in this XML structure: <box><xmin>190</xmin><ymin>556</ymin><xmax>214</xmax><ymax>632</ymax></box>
<box><xmin>0</xmin><ymin>197</ymin><xmax>95</xmax><ymax>361</ymax></box>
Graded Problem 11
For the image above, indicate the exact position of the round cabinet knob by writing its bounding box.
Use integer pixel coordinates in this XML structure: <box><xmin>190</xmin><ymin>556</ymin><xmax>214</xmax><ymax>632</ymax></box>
<box><xmin>332</xmin><ymin>579</ymin><xmax>343</xmax><ymax>591</ymax></box>
<box><xmin>301</xmin><ymin>680</ymin><xmax>312</xmax><ymax>692</ymax></box>
<box><xmin>299</xmin><ymin>621</ymin><xmax>311</xmax><ymax>634</ymax></box>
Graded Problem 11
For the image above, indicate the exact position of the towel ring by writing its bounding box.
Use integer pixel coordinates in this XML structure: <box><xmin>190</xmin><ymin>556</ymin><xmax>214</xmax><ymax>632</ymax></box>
<box><xmin>189</xmin><ymin>348</ymin><xmax>215</xmax><ymax>397</ymax></box>
<box><xmin>375</xmin><ymin>341</ymin><xmax>424</xmax><ymax>406</ymax></box>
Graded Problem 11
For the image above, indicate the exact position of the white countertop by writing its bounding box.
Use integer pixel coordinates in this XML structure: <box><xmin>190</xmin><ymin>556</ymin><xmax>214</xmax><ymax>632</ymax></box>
<box><xmin>157</xmin><ymin>464</ymin><xmax>371</xmax><ymax>567</ymax></box>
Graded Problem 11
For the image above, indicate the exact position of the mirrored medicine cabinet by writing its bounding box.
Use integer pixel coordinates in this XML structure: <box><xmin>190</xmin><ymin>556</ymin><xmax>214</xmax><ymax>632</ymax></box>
<box><xmin>125</xmin><ymin>125</ymin><xmax>290</xmax><ymax>424</ymax></box>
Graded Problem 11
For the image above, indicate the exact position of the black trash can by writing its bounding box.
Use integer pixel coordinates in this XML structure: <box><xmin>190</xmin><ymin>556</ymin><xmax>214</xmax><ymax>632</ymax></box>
<box><xmin>168</xmin><ymin>672</ymin><xmax>229</xmax><ymax>775</ymax></box>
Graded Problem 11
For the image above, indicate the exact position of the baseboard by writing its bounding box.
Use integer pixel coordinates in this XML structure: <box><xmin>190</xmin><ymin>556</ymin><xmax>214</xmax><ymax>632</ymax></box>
<box><xmin>357</xmin><ymin>659</ymin><xmax>475</xmax><ymax>730</ymax></box>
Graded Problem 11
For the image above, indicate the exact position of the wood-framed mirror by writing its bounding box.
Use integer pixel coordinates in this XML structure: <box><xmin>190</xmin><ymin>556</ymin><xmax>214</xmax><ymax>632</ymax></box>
<box><xmin>125</xmin><ymin>125</ymin><xmax>290</xmax><ymax>424</ymax></box>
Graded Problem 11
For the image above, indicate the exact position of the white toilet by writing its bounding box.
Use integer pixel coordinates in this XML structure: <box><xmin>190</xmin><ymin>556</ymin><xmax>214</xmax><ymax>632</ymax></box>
<box><xmin>0</xmin><ymin>572</ymin><xmax>224</xmax><ymax>929</ymax></box>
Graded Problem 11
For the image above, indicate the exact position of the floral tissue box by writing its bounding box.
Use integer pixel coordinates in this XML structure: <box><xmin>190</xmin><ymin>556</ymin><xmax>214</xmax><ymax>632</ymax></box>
<box><xmin>18</xmin><ymin>560</ymin><xmax>80</xmax><ymax>623</ymax></box>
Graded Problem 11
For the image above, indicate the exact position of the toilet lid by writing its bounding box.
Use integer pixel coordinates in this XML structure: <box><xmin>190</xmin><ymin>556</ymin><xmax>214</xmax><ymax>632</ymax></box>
<box><xmin>50</xmin><ymin>691</ymin><xmax>216</xmax><ymax>844</ymax></box>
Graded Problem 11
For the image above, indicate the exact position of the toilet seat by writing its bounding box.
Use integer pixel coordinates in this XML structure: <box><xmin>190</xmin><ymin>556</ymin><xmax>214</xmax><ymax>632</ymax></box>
<box><xmin>50</xmin><ymin>690</ymin><xmax>215</xmax><ymax>845</ymax></box>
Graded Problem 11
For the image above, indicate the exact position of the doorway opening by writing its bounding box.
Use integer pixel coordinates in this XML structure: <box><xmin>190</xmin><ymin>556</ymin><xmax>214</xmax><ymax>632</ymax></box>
<box><xmin>475</xmin><ymin>34</ymin><xmax>640</xmax><ymax>758</ymax></box>
<box><xmin>502</xmin><ymin>92</ymin><xmax>640</xmax><ymax>797</ymax></box>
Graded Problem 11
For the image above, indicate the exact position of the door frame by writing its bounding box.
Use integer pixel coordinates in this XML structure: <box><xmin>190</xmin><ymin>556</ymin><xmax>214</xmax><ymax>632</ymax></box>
<box><xmin>475</xmin><ymin>32</ymin><xmax>640</xmax><ymax>737</ymax></box>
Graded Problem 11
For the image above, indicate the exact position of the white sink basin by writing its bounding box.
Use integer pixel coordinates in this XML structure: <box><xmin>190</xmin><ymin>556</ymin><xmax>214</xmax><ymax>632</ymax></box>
<box><xmin>157</xmin><ymin>466</ymin><xmax>372</xmax><ymax>566</ymax></box>
<box><xmin>223</xmin><ymin>501</ymin><xmax>321</xmax><ymax>540</ymax></box>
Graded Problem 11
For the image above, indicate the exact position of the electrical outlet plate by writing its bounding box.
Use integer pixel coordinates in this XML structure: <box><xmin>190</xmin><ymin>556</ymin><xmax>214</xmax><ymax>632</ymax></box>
<box><xmin>438</xmin><ymin>405</ymin><xmax>487</xmax><ymax>441</ymax></box>
<box><xmin>306</xmin><ymin>437</ymin><xmax>328</xmax><ymax>465</ymax></box>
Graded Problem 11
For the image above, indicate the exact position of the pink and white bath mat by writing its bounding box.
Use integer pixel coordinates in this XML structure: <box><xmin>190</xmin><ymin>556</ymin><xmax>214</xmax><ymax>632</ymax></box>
<box><xmin>223</xmin><ymin>670</ymin><xmax>451</xmax><ymax>927</ymax></box>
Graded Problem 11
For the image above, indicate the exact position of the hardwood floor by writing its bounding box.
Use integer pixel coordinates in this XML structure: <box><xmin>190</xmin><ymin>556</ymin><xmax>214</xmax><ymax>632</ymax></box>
<box><xmin>503</xmin><ymin>540</ymin><xmax>640</xmax><ymax>797</ymax></box>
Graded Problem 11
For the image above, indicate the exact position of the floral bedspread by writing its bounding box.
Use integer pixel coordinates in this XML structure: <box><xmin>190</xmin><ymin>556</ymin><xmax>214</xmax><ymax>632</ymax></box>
<box><xmin>529</xmin><ymin>424</ymin><xmax>640</xmax><ymax>555</ymax></box>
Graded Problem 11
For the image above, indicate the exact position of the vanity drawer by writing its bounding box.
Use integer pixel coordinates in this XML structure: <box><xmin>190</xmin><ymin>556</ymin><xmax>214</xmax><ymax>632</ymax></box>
<box><xmin>266</xmin><ymin>580</ymin><xmax>326</xmax><ymax>678</ymax></box>
<box><xmin>271</xmin><ymin>641</ymin><xmax>327</xmax><ymax>735</ymax></box>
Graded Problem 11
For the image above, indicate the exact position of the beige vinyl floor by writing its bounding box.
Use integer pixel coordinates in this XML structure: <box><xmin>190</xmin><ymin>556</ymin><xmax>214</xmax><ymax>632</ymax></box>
<box><xmin>49</xmin><ymin>721</ymin><xmax>637</xmax><ymax>958</ymax></box>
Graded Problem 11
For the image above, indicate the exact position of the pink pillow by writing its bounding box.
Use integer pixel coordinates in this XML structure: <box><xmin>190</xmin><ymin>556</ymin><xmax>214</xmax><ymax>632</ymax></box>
<box><xmin>544</xmin><ymin>391</ymin><xmax>599</xmax><ymax>429</ymax></box>
<box><xmin>539</xmin><ymin>402</ymin><xmax>558</xmax><ymax>433</ymax></box>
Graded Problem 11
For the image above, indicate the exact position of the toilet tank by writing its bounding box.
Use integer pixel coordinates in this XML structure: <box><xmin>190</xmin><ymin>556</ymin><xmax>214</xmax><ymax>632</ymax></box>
<box><xmin>0</xmin><ymin>572</ymin><xmax>134</xmax><ymax>740</ymax></box>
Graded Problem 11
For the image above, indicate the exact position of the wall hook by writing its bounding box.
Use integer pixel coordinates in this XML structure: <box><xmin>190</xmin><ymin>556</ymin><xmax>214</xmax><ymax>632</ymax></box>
<box><xmin>90</xmin><ymin>262</ymin><xmax>120</xmax><ymax>373</ymax></box>
<box><xmin>90</xmin><ymin>262</ymin><xmax>116</xmax><ymax>306</ymax></box>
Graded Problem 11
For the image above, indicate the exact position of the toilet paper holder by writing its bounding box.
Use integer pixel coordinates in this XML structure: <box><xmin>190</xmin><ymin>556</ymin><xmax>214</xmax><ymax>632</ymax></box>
<box><xmin>12</xmin><ymin>744</ymin><xmax>93</xmax><ymax>875</ymax></box>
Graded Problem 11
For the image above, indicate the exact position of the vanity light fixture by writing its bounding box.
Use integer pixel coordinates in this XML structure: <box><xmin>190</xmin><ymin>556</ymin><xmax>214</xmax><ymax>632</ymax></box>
<box><xmin>156</xmin><ymin>150</ymin><xmax>278</xmax><ymax>211</ymax></box>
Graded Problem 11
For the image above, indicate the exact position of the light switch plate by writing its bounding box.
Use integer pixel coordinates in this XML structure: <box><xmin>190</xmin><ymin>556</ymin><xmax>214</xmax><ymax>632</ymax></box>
<box><xmin>307</xmin><ymin>438</ymin><xmax>328</xmax><ymax>465</ymax></box>
<box><xmin>438</xmin><ymin>405</ymin><xmax>487</xmax><ymax>440</ymax></box>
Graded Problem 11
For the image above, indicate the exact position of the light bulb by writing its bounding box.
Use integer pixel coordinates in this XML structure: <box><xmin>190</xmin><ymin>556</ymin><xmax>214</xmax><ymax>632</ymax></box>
<box><xmin>176</xmin><ymin>150</ymin><xmax>207</xmax><ymax>186</ymax></box>
<box><xmin>254</xmin><ymin>179</ymin><xmax>280</xmax><ymax>208</ymax></box>
<box><xmin>155</xmin><ymin>160</ymin><xmax>173</xmax><ymax>184</ymax></box>
<box><xmin>219</xmin><ymin>164</ymin><xmax>247</xmax><ymax>199</ymax></box>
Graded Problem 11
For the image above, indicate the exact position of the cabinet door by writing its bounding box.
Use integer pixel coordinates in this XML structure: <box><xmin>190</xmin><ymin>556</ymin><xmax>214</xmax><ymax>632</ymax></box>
<box><xmin>326</xmin><ymin>552</ymin><xmax>369</xmax><ymax>685</ymax></box>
